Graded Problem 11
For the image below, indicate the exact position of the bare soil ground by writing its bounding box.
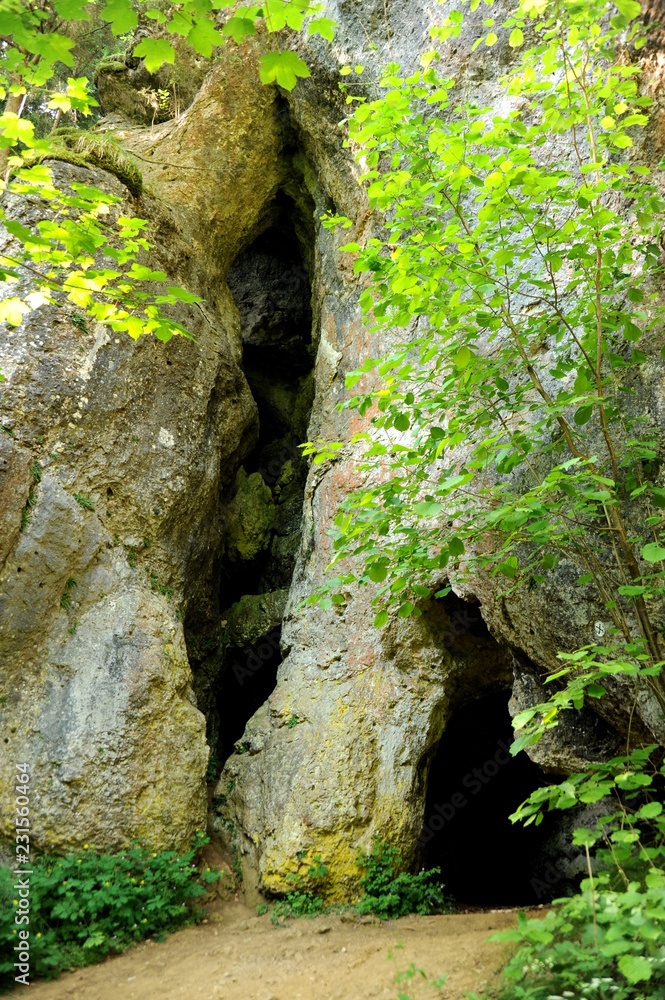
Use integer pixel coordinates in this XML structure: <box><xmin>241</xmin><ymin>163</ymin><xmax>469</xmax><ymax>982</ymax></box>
<box><xmin>28</xmin><ymin>899</ymin><xmax>521</xmax><ymax>1000</ymax></box>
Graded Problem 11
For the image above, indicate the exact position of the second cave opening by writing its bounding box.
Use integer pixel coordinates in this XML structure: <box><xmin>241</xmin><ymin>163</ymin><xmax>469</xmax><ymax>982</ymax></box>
<box><xmin>421</xmin><ymin>690</ymin><xmax>564</xmax><ymax>907</ymax></box>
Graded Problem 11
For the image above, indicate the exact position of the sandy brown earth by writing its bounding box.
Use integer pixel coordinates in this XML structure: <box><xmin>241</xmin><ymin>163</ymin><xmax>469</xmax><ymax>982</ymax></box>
<box><xmin>28</xmin><ymin>900</ymin><xmax>522</xmax><ymax>1000</ymax></box>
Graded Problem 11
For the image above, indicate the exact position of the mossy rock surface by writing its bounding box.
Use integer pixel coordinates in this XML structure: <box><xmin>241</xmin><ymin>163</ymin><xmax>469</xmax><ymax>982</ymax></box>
<box><xmin>25</xmin><ymin>128</ymin><xmax>143</xmax><ymax>198</ymax></box>
<box><xmin>225</xmin><ymin>468</ymin><xmax>276</xmax><ymax>563</ymax></box>
<box><xmin>224</xmin><ymin>590</ymin><xmax>288</xmax><ymax>648</ymax></box>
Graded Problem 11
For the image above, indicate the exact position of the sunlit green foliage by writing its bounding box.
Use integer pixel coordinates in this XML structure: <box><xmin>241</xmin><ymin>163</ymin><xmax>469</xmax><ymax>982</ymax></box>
<box><xmin>491</xmin><ymin>868</ymin><xmax>665</xmax><ymax>998</ymax></box>
<box><xmin>0</xmin><ymin>832</ymin><xmax>220</xmax><ymax>988</ymax></box>
<box><xmin>354</xmin><ymin>838</ymin><xmax>453</xmax><ymax>919</ymax></box>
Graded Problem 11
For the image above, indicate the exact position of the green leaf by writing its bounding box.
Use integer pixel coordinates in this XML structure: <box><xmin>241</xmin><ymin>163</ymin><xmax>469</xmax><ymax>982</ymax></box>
<box><xmin>413</xmin><ymin>501</ymin><xmax>442</xmax><ymax>516</ymax></box>
<box><xmin>397</xmin><ymin>601</ymin><xmax>413</xmax><ymax>618</ymax></box>
<box><xmin>374</xmin><ymin>609</ymin><xmax>389</xmax><ymax>628</ymax></box>
<box><xmin>641</xmin><ymin>542</ymin><xmax>665</xmax><ymax>563</ymax></box>
<box><xmin>571</xmin><ymin>827</ymin><xmax>597</xmax><ymax>847</ymax></box>
<box><xmin>615</xmin><ymin>0</ymin><xmax>641</xmax><ymax>19</ymax></box>
<box><xmin>308</xmin><ymin>17</ymin><xmax>336</xmax><ymax>41</ymax></box>
<box><xmin>636</xmin><ymin>801</ymin><xmax>663</xmax><ymax>819</ymax></box>
<box><xmin>188</xmin><ymin>18</ymin><xmax>223</xmax><ymax>57</ymax></box>
<box><xmin>99</xmin><ymin>0</ymin><xmax>137</xmax><ymax>34</ymax></box>
<box><xmin>573</xmin><ymin>405</ymin><xmax>592</xmax><ymax>425</ymax></box>
<box><xmin>54</xmin><ymin>0</ymin><xmax>92</xmax><ymax>18</ymax></box>
<box><xmin>509</xmin><ymin>27</ymin><xmax>524</xmax><ymax>46</ymax></box>
<box><xmin>369</xmin><ymin>564</ymin><xmax>387</xmax><ymax>583</ymax></box>
<box><xmin>259</xmin><ymin>50</ymin><xmax>311</xmax><ymax>91</ymax></box>
<box><xmin>454</xmin><ymin>346</ymin><xmax>471</xmax><ymax>368</ymax></box>
<box><xmin>498</xmin><ymin>556</ymin><xmax>518</xmax><ymax>578</ymax></box>
<box><xmin>222</xmin><ymin>15</ymin><xmax>257</xmax><ymax>43</ymax></box>
<box><xmin>132</xmin><ymin>37</ymin><xmax>176</xmax><ymax>73</ymax></box>
<box><xmin>618</xmin><ymin>955</ymin><xmax>652</xmax><ymax>984</ymax></box>
<box><xmin>449</xmin><ymin>536</ymin><xmax>465</xmax><ymax>557</ymax></box>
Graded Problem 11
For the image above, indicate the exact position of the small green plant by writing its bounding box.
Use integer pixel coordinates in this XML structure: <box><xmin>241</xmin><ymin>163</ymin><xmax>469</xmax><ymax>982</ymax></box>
<box><xmin>60</xmin><ymin>578</ymin><xmax>77</xmax><ymax>611</ymax></box>
<box><xmin>74</xmin><ymin>493</ymin><xmax>95</xmax><ymax>511</ymax></box>
<box><xmin>143</xmin><ymin>537</ymin><xmax>151</xmax><ymax>548</ymax></box>
<box><xmin>219</xmin><ymin>820</ymin><xmax>243</xmax><ymax>889</ymax></box>
<box><xmin>0</xmin><ymin>832</ymin><xmax>220</xmax><ymax>989</ymax></box>
<box><xmin>287</xmin><ymin>714</ymin><xmax>299</xmax><ymax>728</ymax></box>
<box><xmin>20</xmin><ymin>507</ymin><xmax>31</xmax><ymax>532</ymax></box>
<box><xmin>213</xmin><ymin>779</ymin><xmax>235</xmax><ymax>808</ymax></box>
<box><xmin>68</xmin><ymin>621</ymin><xmax>78</xmax><ymax>635</ymax></box>
<box><xmin>127</xmin><ymin>549</ymin><xmax>138</xmax><ymax>570</ymax></box>
<box><xmin>71</xmin><ymin>312</ymin><xmax>88</xmax><ymax>333</ymax></box>
<box><xmin>387</xmin><ymin>944</ymin><xmax>448</xmax><ymax>1000</ymax></box>
<box><xmin>30</xmin><ymin>461</ymin><xmax>42</xmax><ymax>483</ymax></box>
<box><xmin>492</xmin><ymin>868</ymin><xmax>665</xmax><ymax>1000</ymax></box>
<box><xmin>256</xmin><ymin>902</ymin><xmax>268</xmax><ymax>916</ymax></box>
<box><xmin>270</xmin><ymin>855</ymin><xmax>330</xmax><ymax>925</ymax></box>
<box><xmin>355</xmin><ymin>838</ymin><xmax>454</xmax><ymax>920</ymax></box>
<box><xmin>205</xmin><ymin>750</ymin><xmax>220</xmax><ymax>784</ymax></box>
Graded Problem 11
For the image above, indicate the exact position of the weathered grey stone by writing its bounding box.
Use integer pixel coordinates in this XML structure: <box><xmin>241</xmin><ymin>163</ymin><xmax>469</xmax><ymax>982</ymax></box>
<box><xmin>224</xmin><ymin>468</ymin><xmax>276</xmax><ymax>563</ymax></box>
<box><xmin>224</xmin><ymin>590</ymin><xmax>289</xmax><ymax>648</ymax></box>
<box><xmin>0</xmin><ymin>44</ymin><xmax>288</xmax><ymax>854</ymax></box>
<box><xmin>3</xmin><ymin>0</ymin><xmax>663</xmax><ymax>890</ymax></box>
<box><xmin>227</xmin><ymin>251</ymin><xmax>310</xmax><ymax>350</ymax></box>
<box><xmin>508</xmin><ymin>657</ymin><xmax>620</xmax><ymax>776</ymax></box>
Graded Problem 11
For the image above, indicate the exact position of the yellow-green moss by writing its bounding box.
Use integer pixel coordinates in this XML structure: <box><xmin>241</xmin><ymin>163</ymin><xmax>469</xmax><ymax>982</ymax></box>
<box><xmin>25</xmin><ymin>128</ymin><xmax>143</xmax><ymax>198</ymax></box>
<box><xmin>93</xmin><ymin>54</ymin><xmax>128</xmax><ymax>86</ymax></box>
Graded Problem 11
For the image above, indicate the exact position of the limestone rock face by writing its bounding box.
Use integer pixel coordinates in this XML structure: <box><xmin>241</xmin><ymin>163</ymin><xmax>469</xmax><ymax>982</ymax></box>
<box><xmin>213</xmin><ymin>0</ymin><xmax>665</xmax><ymax>900</ymax></box>
<box><xmin>225</xmin><ymin>591</ymin><xmax>289</xmax><ymax>649</ymax></box>
<box><xmin>0</xmin><ymin>44</ymin><xmax>286</xmax><ymax>855</ymax></box>
<box><xmin>2</xmin><ymin>0</ymin><xmax>663</xmax><ymax>888</ymax></box>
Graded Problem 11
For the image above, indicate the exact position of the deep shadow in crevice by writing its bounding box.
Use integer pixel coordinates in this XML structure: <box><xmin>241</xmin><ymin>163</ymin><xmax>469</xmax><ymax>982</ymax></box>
<box><xmin>421</xmin><ymin>691</ymin><xmax>557</xmax><ymax>907</ymax></box>
<box><xmin>189</xmin><ymin>180</ymin><xmax>316</xmax><ymax>785</ymax></box>
<box><xmin>216</xmin><ymin>627</ymin><xmax>283</xmax><ymax>766</ymax></box>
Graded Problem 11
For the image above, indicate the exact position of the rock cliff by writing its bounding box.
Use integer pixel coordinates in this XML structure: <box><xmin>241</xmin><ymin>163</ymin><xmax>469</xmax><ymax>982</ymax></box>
<box><xmin>1</xmin><ymin>0</ymin><xmax>663</xmax><ymax>906</ymax></box>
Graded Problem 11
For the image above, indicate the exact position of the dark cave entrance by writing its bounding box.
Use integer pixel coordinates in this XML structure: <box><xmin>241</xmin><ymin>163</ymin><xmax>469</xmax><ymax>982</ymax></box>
<box><xmin>215</xmin><ymin>625</ymin><xmax>283</xmax><ymax>763</ymax></box>
<box><xmin>188</xmin><ymin>180</ymin><xmax>316</xmax><ymax>786</ymax></box>
<box><xmin>421</xmin><ymin>690</ymin><xmax>558</xmax><ymax>907</ymax></box>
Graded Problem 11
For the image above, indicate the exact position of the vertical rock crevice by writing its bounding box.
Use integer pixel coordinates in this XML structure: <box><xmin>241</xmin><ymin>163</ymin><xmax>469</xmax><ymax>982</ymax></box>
<box><xmin>185</xmin><ymin>173</ymin><xmax>318</xmax><ymax>787</ymax></box>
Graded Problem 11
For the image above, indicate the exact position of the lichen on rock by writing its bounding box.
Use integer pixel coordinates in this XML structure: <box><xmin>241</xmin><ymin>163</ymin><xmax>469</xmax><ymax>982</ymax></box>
<box><xmin>224</xmin><ymin>468</ymin><xmax>276</xmax><ymax>564</ymax></box>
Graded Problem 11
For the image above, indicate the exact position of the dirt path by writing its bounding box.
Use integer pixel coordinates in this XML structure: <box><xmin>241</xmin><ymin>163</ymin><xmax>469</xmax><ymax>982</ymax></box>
<box><xmin>28</xmin><ymin>901</ymin><xmax>520</xmax><ymax>1000</ymax></box>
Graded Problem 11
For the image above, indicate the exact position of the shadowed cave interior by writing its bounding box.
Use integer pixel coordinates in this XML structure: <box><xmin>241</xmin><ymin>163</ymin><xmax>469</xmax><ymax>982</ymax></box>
<box><xmin>187</xmin><ymin>180</ymin><xmax>316</xmax><ymax>781</ymax></box>
<box><xmin>422</xmin><ymin>690</ymin><xmax>559</xmax><ymax>907</ymax></box>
